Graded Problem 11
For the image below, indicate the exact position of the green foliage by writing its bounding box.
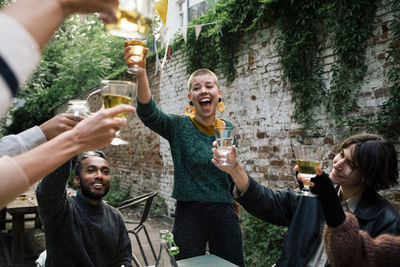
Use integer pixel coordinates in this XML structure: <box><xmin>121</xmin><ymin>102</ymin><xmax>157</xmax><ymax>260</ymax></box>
<box><xmin>0</xmin><ymin>0</ymin><xmax>10</xmax><ymax>8</ymax></box>
<box><xmin>275</xmin><ymin>0</ymin><xmax>325</xmax><ymax>131</ymax></box>
<box><xmin>373</xmin><ymin>0</ymin><xmax>400</xmax><ymax>141</ymax></box>
<box><xmin>3</xmin><ymin>15</ymin><xmax>130</xmax><ymax>134</ymax></box>
<box><xmin>103</xmin><ymin>177</ymin><xmax>131</xmax><ymax>208</ymax></box>
<box><xmin>240</xmin><ymin>210</ymin><xmax>287</xmax><ymax>266</ymax></box>
<box><xmin>149</xmin><ymin>195</ymin><xmax>168</xmax><ymax>217</ymax></box>
<box><xmin>180</xmin><ymin>0</ymin><xmax>382</xmax><ymax>135</ymax></box>
<box><xmin>183</xmin><ymin>0</ymin><xmax>279</xmax><ymax>82</ymax></box>
<box><xmin>326</xmin><ymin>0</ymin><xmax>377</xmax><ymax>126</ymax></box>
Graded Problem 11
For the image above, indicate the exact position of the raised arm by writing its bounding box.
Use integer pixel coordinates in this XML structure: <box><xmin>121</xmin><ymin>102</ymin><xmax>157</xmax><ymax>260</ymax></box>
<box><xmin>2</xmin><ymin>0</ymin><xmax>117</xmax><ymax>50</ymax></box>
<box><xmin>0</xmin><ymin>105</ymin><xmax>135</xmax><ymax>209</ymax></box>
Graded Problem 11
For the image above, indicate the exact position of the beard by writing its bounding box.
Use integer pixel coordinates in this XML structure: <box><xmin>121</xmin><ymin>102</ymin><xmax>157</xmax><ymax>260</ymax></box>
<box><xmin>80</xmin><ymin>180</ymin><xmax>110</xmax><ymax>200</ymax></box>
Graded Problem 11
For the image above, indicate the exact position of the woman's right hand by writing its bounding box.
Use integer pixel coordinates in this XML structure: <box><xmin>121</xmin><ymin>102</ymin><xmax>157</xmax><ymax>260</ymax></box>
<box><xmin>71</xmin><ymin>104</ymin><xmax>135</xmax><ymax>151</ymax></box>
<box><xmin>123</xmin><ymin>44</ymin><xmax>149</xmax><ymax>76</ymax></box>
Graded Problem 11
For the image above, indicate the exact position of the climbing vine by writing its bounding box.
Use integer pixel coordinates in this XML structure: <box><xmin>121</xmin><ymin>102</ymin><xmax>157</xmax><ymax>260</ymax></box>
<box><xmin>374</xmin><ymin>0</ymin><xmax>400</xmax><ymax>140</ymax></box>
<box><xmin>179</xmin><ymin>0</ymin><xmax>391</xmax><ymax>137</ymax></box>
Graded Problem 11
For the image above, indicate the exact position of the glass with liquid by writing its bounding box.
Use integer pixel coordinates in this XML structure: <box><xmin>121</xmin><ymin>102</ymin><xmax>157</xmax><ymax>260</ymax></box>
<box><xmin>125</xmin><ymin>40</ymin><xmax>146</xmax><ymax>73</ymax></box>
<box><xmin>293</xmin><ymin>144</ymin><xmax>322</xmax><ymax>196</ymax></box>
<box><xmin>106</xmin><ymin>0</ymin><xmax>154</xmax><ymax>40</ymax></box>
<box><xmin>214</xmin><ymin>127</ymin><xmax>235</xmax><ymax>166</ymax></box>
<box><xmin>100</xmin><ymin>80</ymin><xmax>134</xmax><ymax>145</ymax></box>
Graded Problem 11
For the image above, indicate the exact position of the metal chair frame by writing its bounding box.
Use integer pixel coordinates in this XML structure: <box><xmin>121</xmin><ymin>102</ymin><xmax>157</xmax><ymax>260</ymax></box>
<box><xmin>118</xmin><ymin>191</ymin><xmax>158</xmax><ymax>267</ymax></box>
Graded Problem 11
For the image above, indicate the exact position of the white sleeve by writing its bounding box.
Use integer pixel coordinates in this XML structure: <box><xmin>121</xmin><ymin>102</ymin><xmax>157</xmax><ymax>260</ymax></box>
<box><xmin>0</xmin><ymin>126</ymin><xmax>47</xmax><ymax>157</ymax></box>
<box><xmin>0</xmin><ymin>12</ymin><xmax>41</xmax><ymax>116</ymax></box>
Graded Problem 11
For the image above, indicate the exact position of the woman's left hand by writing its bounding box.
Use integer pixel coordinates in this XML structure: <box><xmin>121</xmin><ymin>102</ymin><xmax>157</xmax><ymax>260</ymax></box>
<box><xmin>211</xmin><ymin>141</ymin><xmax>238</xmax><ymax>174</ymax></box>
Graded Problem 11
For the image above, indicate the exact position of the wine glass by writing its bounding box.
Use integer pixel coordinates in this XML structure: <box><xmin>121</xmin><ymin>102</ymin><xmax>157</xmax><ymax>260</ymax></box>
<box><xmin>293</xmin><ymin>144</ymin><xmax>323</xmax><ymax>197</ymax></box>
<box><xmin>87</xmin><ymin>80</ymin><xmax>135</xmax><ymax>145</ymax></box>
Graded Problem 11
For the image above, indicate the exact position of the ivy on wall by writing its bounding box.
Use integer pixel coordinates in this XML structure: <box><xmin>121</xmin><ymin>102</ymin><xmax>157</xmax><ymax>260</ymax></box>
<box><xmin>179</xmin><ymin>0</ymin><xmax>400</xmax><ymax>139</ymax></box>
<box><xmin>374</xmin><ymin>0</ymin><xmax>400</xmax><ymax>140</ymax></box>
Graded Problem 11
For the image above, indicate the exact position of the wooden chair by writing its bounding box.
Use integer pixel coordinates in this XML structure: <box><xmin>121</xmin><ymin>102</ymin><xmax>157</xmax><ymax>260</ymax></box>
<box><xmin>118</xmin><ymin>191</ymin><xmax>158</xmax><ymax>267</ymax></box>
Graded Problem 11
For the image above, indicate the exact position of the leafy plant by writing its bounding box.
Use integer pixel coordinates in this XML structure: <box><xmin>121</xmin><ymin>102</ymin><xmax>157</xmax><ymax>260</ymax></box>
<box><xmin>3</xmin><ymin>15</ymin><xmax>129</xmax><ymax>134</ymax></box>
<box><xmin>240</xmin><ymin>210</ymin><xmax>287</xmax><ymax>266</ymax></box>
<box><xmin>325</xmin><ymin>0</ymin><xmax>377</xmax><ymax>126</ymax></box>
<box><xmin>103</xmin><ymin>177</ymin><xmax>131</xmax><ymax>207</ymax></box>
<box><xmin>374</xmin><ymin>0</ymin><xmax>400</xmax><ymax>141</ymax></box>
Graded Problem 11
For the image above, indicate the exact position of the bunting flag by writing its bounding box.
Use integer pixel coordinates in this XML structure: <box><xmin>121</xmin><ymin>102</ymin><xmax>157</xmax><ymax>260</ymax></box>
<box><xmin>160</xmin><ymin>39</ymin><xmax>170</xmax><ymax>78</ymax></box>
<box><xmin>205</xmin><ymin>0</ymin><xmax>216</xmax><ymax>13</ymax></box>
<box><xmin>155</xmin><ymin>0</ymin><xmax>168</xmax><ymax>25</ymax></box>
<box><xmin>194</xmin><ymin>25</ymin><xmax>202</xmax><ymax>40</ymax></box>
<box><xmin>181</xmin><ymin>26</ymin><xmax>187</xmax><ymax>43</ymax></box>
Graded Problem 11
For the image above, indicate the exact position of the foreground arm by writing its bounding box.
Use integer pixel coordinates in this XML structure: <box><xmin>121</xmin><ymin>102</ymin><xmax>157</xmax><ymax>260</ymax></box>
<box><xmin>0</xmin><ymin>114</ymin><xmax>80</xmax><ymax>157</ymax></box>
<box><xmin>2</xmin><ymin>0</ymin><xmax>117</xmax><ymax>50</ymax></box>
<box><xmin>0</xmin><ymin>105</ymin><xmax>135</xmax><ymax>209</ymax></box>
<box><xmin>324</xmin><ymin>213</ymin><xmax>400</xmax><ymax>267</ymax></box>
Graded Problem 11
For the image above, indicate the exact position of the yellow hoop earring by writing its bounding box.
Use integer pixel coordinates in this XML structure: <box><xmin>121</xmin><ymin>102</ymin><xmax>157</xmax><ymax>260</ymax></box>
<box><xmin>185</xmin><ymin>106</ymin><xmax>195</xmax><ymax>115</ymax></box>
<box><xmin>217</xmin><ymin>102</ymin><xmax>225</xmax><ymax>113</ymax></box>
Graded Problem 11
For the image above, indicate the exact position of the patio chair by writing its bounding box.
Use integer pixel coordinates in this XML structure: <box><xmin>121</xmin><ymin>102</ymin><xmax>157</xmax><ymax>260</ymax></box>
<box><xmin>118</xmin><ymin>191</ymin><xmax>158</xmax><ymax>267</ymax></box>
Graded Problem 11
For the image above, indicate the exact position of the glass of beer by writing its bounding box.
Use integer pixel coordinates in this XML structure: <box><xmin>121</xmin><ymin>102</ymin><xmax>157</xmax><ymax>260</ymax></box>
<box><xmin>87</xmin><ymin>80</ymin><xmax>135</xmax><ymax>145</ymax></box>
<box><xmin>293</xmin><ymin>144</ymin><xmax>323</xmax><ymax>196</ymax></box>
<box><xmin>106</xmin><ymin>0</ymin><xmax>154</xmax><ymax>40</ymax></box>
<box><xmin>125</xmin><ymin>40</ymin><xmax>146</xmax><ymax>74</ymax></box>
<box><xmin>214</xmin><ymin>127</ymin><xmax>235</xmax><ymax>166</ymax></box>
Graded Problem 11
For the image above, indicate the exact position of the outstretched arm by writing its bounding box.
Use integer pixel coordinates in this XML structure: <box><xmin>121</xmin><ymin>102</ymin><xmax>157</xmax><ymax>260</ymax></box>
<box><xmin>0</xmin><ymin>104</ymin><xmax>135</xmax><ymax>209</ymax></box>
<box><xmin>2</xmin><ymin>0</ymin><xmax>117</xmax><ymax>50</ymax></box>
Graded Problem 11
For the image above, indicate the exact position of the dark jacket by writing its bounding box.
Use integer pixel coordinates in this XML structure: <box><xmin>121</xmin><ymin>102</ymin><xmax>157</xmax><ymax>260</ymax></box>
<box><xmin>235</xmin><ymin>176</ymin><xmax>400</xmax><ymax>267</ymax></box>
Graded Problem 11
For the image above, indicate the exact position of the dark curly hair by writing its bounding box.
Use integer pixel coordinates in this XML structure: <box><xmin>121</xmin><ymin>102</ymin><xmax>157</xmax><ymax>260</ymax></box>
<box><xmin>73</xmin><ymin>150</ymin><xmax>107</xmax><ymax>178</ymax></box>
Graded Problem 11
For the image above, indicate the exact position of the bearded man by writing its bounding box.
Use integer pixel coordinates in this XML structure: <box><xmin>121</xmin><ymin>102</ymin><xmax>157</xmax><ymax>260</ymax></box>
<box><xmin>36</xmin><ymin>151</ymin><xmax>132</xmax><ymax>267</ymax></box>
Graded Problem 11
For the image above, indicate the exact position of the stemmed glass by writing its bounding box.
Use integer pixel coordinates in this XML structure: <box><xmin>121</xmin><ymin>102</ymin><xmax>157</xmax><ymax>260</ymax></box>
<box><xmin>87</xmin><ymin>80</ymin><xmax>135</xmax><ymax>145</ymax></box>
<box><xmin>293</xmin><ymin>144</ymin><xmax>322</xmax><ymax>196</ymax></box>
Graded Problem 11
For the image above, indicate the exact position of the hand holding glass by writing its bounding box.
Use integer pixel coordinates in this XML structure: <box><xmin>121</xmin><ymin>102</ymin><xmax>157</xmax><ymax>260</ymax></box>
<box><xmin>293</xmin><ymin>145</ymin><xmax>322</xmax><ymax>196</ymax></box>
<box><xmin>105</xmin><ymin>0</ymin><xmax>154</xmax><ymax>39</ymax></box>
<box><xmin>214</xmin><ymin>127</ymin><xmax>235</xmax><ymax>167</ymax></box>
<box><xmin>87</xmin><ymin>80</ymin><xmax>134</xmax><ymax>145</ymax></box>
<box><xmin>124</xmin><ymin>40</ymin><xmax>146</xmax><ymax>74</ymax></box>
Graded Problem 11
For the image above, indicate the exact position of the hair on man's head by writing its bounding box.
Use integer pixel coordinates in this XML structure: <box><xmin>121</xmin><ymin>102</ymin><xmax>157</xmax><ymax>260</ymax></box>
<box><xmin>73</xmin><ymin>150</ymin><xmax>107</xmax><ymax>178</ymax></box>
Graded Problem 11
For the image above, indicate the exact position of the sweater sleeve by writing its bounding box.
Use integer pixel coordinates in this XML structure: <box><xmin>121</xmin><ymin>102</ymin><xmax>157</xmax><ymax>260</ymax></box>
<box><xmin>323</xmin><ymin>212</ymin><xmax>400</xmax><ymax>267</ymax></box>
<box><xmin>113</xmin><ymin>212</ymin><xmax>133</xmax><ymax>266</ymax></box>
<box><xmin>0</xmin><ymin>155</ymin><xmax>30</xmax><ymax>209</ymax></box>
<box><xmin>36</xmin><ymin>161</ymin><xmax>71</xmax><ymax>228</ymax></box>
<box><xmin>0</xmin><ymin>126</ymin><xmax>47</xmax><ymax>157</ymax></box>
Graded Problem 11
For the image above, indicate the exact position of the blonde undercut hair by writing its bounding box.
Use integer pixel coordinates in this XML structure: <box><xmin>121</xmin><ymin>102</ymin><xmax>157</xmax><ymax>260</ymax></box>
<box><xmin>187</xmin><ymin>69</ymin><xmax>220</xmax><ymax>91</ymax></box>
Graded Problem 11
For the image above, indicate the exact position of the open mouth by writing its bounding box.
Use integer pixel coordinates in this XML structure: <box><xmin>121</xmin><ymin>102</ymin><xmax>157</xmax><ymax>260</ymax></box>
<box><xmin>199</xmin><ymin>99</ymin><xmax>211</xmax><ymax>109</ymax></box>
<box><xmin>91</xmin><ymin>182</ymin><xmax>104</xmax><ymax>190</ymax></box>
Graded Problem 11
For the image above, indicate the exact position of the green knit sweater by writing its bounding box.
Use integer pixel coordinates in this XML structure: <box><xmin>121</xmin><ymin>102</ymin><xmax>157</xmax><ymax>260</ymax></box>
<box><xmin>137</xmin><ymin>98</ymin><xmax>234</xmax><ymax>204</ymax></box>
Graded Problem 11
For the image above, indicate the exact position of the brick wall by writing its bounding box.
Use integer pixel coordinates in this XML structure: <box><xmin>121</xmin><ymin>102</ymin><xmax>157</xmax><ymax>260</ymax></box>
<box><xmin>57</xmin><ymin>0</ymin><xmax>400</xmax><ymax>213</ymax></box>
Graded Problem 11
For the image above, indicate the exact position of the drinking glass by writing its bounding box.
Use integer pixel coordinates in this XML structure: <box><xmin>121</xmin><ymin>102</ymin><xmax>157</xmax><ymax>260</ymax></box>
<box><xmin>87</xmin><ymin>80</ymin><xmax>135</xmax><ymax>145</ymax></box>
<box><xmin>66</xmin><ymin>100</ymin><xmax>91</xmax><ymax>120</ymax></box>
<box><xmin>293</xmin><ymin>144</ymin><xmax>322</xmax><ymax>196</ymax></box>
<box><xmin>106</xmin><ymin>0</ymin><xmax>154</xmax><ymax>40</ymax></box>
<box><xmin>125</xmin><ymin>40</ymin><xmax>146</xmax><ymax>74</ymax></box>
<box><xmin>214</xmin><ymin>127</ymin><xmax>235</xmax><ymax>167</ymax></box>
